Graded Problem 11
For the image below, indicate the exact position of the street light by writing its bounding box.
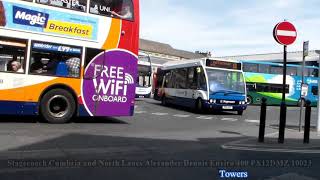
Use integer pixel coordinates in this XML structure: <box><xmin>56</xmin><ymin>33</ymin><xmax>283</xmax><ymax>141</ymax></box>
<box><xmin>316</xmin><ymin>50</ymin><xmax>320</xmax><ymax>134</ymax></box>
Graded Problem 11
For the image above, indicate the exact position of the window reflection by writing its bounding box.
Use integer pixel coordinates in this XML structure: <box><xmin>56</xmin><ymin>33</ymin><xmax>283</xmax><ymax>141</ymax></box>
<box><xmin>90</xmin><ymin>0</ymin><xmax>133</xmax><ymax>20</ymax></box>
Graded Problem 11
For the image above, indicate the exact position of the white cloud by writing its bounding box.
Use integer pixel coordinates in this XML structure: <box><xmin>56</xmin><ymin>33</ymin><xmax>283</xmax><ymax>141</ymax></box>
<box><xmin>140</xmin><ymin>0</ymin><xmax>320</xmax><ymax>56</ymax></box>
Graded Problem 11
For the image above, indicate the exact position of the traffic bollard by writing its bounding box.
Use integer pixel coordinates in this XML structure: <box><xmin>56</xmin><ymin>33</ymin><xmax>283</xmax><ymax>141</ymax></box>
<box><xmin>304</xmin><ymin>100</ymin><xmax>311</xmax><ymax>144</ymax></box>
<box><xmin>258</xmin><ymin>98</ymin><xmax>267</xmax><ymax>143</ymax></box>
<box><xmin>278</xmin><ymin>102</ymin><xmax>287</xmax><ymax>144</ymax></box>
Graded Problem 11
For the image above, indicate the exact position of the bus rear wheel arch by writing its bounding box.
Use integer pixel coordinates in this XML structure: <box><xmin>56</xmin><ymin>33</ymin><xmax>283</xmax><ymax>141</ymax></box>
<box><xmin>246</xmin><ymin>96</ymin><xmax>253</xmax><ymax>105</ymax></box>
<box><xmin>40</xmin><ymin>88</ymin><xmax>76</xmax><ymax>124</ymax></box>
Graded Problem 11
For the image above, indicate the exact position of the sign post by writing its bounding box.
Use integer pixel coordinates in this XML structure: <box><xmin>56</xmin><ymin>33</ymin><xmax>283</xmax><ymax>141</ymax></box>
<box><xmin>273</xmin><ymin>21</ymin><xmax>297</xmax><ymax>143</ymax></box>
<box><xmin>299</xmin><ymin>41</ymin><xmax>309</xmax><ymax>132</ymax></box>
<box><xmin>316</xmin><ymin>50</ymin><xmax>320</xmax><ymax>134</ymax></box>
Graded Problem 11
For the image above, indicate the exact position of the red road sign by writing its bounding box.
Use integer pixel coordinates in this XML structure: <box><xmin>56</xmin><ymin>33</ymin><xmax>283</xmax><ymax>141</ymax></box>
<box><xmin>273</xmin><ymin>21</ymin><xmax>297</xmax><ymax>46</ymax></box>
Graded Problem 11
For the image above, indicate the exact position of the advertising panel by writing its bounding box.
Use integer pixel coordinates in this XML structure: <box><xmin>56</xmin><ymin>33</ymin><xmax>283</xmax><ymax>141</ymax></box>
<box><xmin>0</xmin><ymin>1</ymin><xmax>98</xmax><ymax>41</ymax></box>
<box><xmin>82</xmin><ymin>49</ymin><xmax>138</xmax><ymax>116</ymax></box>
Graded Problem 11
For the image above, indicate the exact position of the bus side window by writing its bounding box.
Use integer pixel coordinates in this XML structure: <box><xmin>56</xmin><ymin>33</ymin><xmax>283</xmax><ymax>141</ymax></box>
<box><xmin>309</xmin><ymin>69</ymin><xmax>318</xmax><ymax>77</ymax></box>
<box><xmin>246</xmin><ymin>83</ymin><xmax>256</xmax><ymax>91</ymax></box>
<box><xmin>270</xmin><ymin>66</ymin><xmax>283</xmax><ymax>74</ymax></box>
<box><xmin>30</xmin><ymin>41</ymin><xmax>82</xmax><ymax>78</ymax></box>
<box><xmin>312</xmin><ymin>86</ymin><xmax>318</xmax><ymax>95</ymax></box>
<box><xmin>176</xmin><ymin>68</ymin><xmax>187</xmax><ymax>89</ymax></box>
<box><xmin>0</xmin><ymin>37</ymin><xmax>27</xmax><ymax>74</ymax></box>
<box><xmin>258</xmin><ymin>64</ymin><xmax>270</xmax><ymax>74</ymax></box>
<box><xmin>169</xmin><ymin>70</ymin><xmax>177</xmax><ymax>89</ymax></box>
<box><xmin>163</xmin><ymin>71</ymin><xmax>171</xmax><ymax>88</ymax></box>
<box><xmin>187</xmin><ymin>67</ymin><xmax>197</xmax><ymax>89</ymax></box>
<box><xmin>243</xmin><ymin>63</ymin><xmax>258</xmax><ymax>73</ymax></box>
<box><xmin>287</xmin><ymin>67</ymin><xmax>297</xmax><ymax>76</ymax></box>
<box><xmin>84</xmin><ymin>48</ymin><xmax>104</xmax><ymax>79</ymax></box>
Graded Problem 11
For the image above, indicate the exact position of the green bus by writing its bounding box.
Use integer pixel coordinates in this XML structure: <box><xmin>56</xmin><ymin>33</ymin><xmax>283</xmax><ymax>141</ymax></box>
<box><xmin>242</xmin><ymin>61</ymin><xmax>318</xmax><ymax>106</ymax></box>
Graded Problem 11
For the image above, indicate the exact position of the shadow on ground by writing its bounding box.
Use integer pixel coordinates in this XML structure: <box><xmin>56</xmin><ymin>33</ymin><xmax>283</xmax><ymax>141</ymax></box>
<box><xmin>0</xmin><ymin>115</ymin><xmax>129</xmax><ymax>125</ymax></box>
<box><xmin>147</xmin><ymin>101</ymin><xmax>239</xmax><ymax>116</ymax></box>
<box><xmin>0</xmin><ymin>133</ymin><xmax>318</xmax><ymax>180</ymax></box>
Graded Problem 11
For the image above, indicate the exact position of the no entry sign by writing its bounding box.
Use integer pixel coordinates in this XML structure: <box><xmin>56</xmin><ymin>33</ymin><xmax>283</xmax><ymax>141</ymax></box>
<box><xmin>273</xmin><ymin>21</ymin><xmax>297</xmax><ymax>46</ymax></box>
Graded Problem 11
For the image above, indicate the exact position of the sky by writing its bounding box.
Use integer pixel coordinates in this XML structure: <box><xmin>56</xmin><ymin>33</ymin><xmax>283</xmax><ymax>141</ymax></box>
<box><xmin>140</xmin><ymin>0</ymin><xmax>320</xmax><ymax>56</ymax></box>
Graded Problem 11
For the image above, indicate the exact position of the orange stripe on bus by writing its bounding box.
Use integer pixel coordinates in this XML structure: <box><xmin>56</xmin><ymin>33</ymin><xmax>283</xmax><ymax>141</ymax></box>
<box><xmin>102</xmin><ymin>18</ymin><xmax>121</xmax><ymax>50</ymax></box>
<box><xmin>0</xmin><ymin>78</ymin><xmax>81</xmax><ymax>102</ymax></box>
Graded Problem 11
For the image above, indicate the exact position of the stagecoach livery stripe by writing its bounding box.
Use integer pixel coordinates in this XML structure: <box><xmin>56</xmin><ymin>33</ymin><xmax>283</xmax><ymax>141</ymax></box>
<box><xmin>102</xmin><ymin>19</ymin><xmax>121</xmax><ymax>50</ymax></box>
<box><xmin>0</xmin><ymin>78</ymin><xmax>81</xmax><ymax>102</ymax></box>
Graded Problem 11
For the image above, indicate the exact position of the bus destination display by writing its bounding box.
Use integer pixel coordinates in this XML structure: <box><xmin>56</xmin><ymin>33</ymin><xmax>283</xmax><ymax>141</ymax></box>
<box><xmin>206</xmin><ymin>59</ymin><xmax>241</xmax><ymax>70</ymax></box>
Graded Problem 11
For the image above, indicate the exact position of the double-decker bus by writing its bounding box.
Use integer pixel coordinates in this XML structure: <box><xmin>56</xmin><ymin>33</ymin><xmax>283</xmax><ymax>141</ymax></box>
<box><xmin>0</xmin><ymin>0</ymin><xmax>139</xmax><ymax>123</ymax></box>
<box><xmin>242</xmin><ymin>61</ymin><xmax>318</xmax><ymax>106</ymax></box>
<box><xmin>136</xmin><ymin>52</ymin><xmax>152</xmax><ymax>98</ymax></box>
<box><xmin>159</xmin><ymin>58</ymin><xmax>247</xmax><ymax>115</ymax></box>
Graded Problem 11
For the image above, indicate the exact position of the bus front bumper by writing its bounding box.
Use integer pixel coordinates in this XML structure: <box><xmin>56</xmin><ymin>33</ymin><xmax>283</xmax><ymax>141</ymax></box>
<box><xmin>203</xmin><ymin>102</ymin><xmax>247</xmax><ymax>111</ymax></box>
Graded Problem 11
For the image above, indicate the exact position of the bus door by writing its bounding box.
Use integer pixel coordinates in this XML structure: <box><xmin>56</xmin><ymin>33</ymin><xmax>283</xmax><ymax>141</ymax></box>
<box><xmin>186</xmin><ymin>67</ymin><xmax>198</xmax><ymax>101</ymax></box>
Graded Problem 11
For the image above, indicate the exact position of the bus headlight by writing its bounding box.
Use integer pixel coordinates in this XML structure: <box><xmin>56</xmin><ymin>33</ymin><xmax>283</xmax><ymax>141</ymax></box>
<box><xmin>209</xmin><ymin>99</ymin><xmax>216</xmax><ymax>104</ymax></box>
<box><xmin>240</xmin><ymin>101</ymin><xmax>246</xmax><ymax>105</ymax></box>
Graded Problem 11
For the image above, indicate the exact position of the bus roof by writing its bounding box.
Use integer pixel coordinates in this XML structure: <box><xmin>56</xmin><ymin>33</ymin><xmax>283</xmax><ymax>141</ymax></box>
<box><xmin>241</xmin><ymin>60</ymin><xmax>318</xmax><ymax>69</ymax></box>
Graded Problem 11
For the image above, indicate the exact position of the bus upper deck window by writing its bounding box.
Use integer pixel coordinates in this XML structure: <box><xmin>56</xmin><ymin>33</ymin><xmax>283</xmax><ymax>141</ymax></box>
<box><xmin>90</xmin><ymin>0</ymin><xmax>134</xmax><ymax>21</ymax></box>
<box><xmin>36</xmin><ymin>0</ymin><xmax>87</xmax><ymax>12</ymax></box>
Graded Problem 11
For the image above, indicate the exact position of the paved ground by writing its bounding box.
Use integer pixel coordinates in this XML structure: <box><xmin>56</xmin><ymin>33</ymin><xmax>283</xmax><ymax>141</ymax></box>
<box><xmin>0</xmin><ymin>98</ymin><xmax>318</xmax><ymax>180</ymax></box>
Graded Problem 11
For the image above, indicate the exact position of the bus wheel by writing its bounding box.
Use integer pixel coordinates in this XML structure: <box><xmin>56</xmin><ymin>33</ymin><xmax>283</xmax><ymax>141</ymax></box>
<box><xmin>246</xmin><ymin>96</ymin><xmax>253</xmax><ymax>105</ymax></box>
<box><xmin>195</xmin><ymin>98</ymin><xmax>203</xmax><ymax>114</ymax></box>
<box><xmin>237</xmin><ymin>110</ymin><xmax>243</xmax><ymax>115</ymax></box>
<box><xmin>40</xmin><ymin>89</ymin><xmax>76</xmax><ymax>124</ymax></box>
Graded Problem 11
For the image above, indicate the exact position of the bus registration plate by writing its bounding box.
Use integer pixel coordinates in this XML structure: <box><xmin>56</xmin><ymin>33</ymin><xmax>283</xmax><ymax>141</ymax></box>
<box><xmin>222</xmin><ymin>106</ymin><xmax>233</xmax><ymax>110</ymax></box>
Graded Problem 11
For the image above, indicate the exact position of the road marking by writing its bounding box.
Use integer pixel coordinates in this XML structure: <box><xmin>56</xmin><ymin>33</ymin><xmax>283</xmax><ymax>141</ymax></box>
<box><xmin>152</xmin><ymin>112</ymin><xmax>169</xmax><ymax>116</ymax></box>
<box><xmin>134</xmin><ymin>111</ymin><xmax>146</xmax><ymax>114</ymax></box>
<box><xmin>245</xmin><ymin>119</ymin><xmax>260</xmax><ymax>123</ymax></box>
<box><xmin>173</xmin><ymin>114</ymin><xmax>191</xmax><ymax>118</ymax></box>
<box><xmin>196</xmin><ymin>116</ymin><xmax>213</xmax><ymax>120</ymax></box>
<box><xmin>221</xmin><ymin>118</ymin><xmax>238</xmax><ymax>122</ymax></box>
<box><xmin>222</xmin><ymin>145</ymin><xmax>320</xmax><ymax>154</ymax></box>
<box><xmin>221</xmin><ymin>132</ymin><xmax>320</xmax><ymax>154</ymax></box>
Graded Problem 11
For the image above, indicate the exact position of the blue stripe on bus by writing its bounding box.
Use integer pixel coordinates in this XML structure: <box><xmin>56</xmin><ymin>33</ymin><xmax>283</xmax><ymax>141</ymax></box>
<box><xmin>168</xmin><ymin>95</ymin><xmax>246</xmax><ymax>107</ymax></box>
<box><xmin>0</xmin><ymin>102</ymin><xmax>93</xmax><ymax>117</ymax></box>
<box><xmin>78</xmin><ymin>105</ymin><xmax>91</xmax><ymax>116</ymax></box>
<box><xmin>0</xmin><ymin>101</ymin><xmax>38</xmax><ymax>115</ymax></box>
<box><xmin>209</xmin><ymin>95</ymin><xmax>246</xmax><ymax>101</ymax></box>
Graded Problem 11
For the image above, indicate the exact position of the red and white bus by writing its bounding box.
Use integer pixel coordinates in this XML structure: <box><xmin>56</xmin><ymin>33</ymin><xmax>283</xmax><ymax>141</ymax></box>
<box><xmin>0</xmin><ymin>0</ymin><xmax>139</xmax><ymax>123</ymax></box>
